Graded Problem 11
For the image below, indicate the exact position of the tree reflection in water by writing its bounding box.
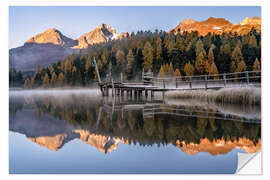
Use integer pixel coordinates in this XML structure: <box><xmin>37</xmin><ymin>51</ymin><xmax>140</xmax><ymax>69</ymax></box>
<box><xmin>9</xmin><ymin>91</ymin><xmax>261</xmax><ymax>155</ymax></box>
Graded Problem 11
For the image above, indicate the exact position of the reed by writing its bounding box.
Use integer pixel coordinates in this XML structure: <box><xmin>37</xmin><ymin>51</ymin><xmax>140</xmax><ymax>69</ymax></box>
<box><xmin>165</xmin><ymin>87</ymin><xmax>261</xmax><ymax>105</ymax></box>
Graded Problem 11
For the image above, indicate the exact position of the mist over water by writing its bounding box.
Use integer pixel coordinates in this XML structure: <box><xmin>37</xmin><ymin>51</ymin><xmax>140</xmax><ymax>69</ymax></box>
<box><xmin>9</xmin><ymin>89</ymin><xmax>261</xmax><ymax>174</ymax></box>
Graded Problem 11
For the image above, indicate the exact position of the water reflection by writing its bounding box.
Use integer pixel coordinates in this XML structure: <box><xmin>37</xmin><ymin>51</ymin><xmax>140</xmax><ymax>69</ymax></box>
<box><xmin>9</xmin><ymin>90</ymin><xmax>261</xmax><ymax>156</ymax></box>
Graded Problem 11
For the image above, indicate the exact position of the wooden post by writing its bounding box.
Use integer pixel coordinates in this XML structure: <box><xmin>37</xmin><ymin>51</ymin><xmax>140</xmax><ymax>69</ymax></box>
<box><xmin>204</xmin><ymin>75</ymin><xmax>208</xmax><ymax>90</ymax></box>
<box><xmin>223</xmin><ymin>74</ymin><xmax>226</xmax><ymax>87</ymax></box>
<box><xmin>142</xmin><ymin>68</ymin><xmax>144</xmax><ymax>81</ymax></box>
<box><xmin>151</xmin><ymin>90</ymin><xmax>154</xmax><ymax>97</ymax></box>
<box><xmin>111</xmin><ymin>79</ymin><xmax>114</xmax><ymax>97</ymax></box>
<box><xmin>176</xmin><ymin>78</ymin><xmax>178</xmax><ymax>88</ymax></box>
<box><xmin>189</xmin><ymin>76</ymin><xmax>192</xmax><ymax>89</ymax></box>
<box><xmin>100</xmin><ymin>86</ymin><xmax>104</xmax><ymax>96</ymax></box>
<box><xmin>145</xmin><ymin>90</ymin><xmax>148</xmax><ymax>97</ymax></box>
<box><xmin>120</xmin><ymin>73</ymin><xmax>123</xmax><ymax>83</ymax></box>
<box><xmin>163</xmin><ymin>80</ymin><xmax>165</xmax><ymax>98</ymax></box>
<box><xmin>163</xmin><ymin>80</ymin><xmax>166</xmax><ymax>89</ymax></box>
<box><xmin>246</xmin><ymin>71</ymin><xmax>249</xmax><ymax>85</ymax></box>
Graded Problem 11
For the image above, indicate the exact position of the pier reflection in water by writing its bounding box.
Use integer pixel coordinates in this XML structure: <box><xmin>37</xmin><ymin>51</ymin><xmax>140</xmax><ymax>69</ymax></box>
<box><xmin>9</xmin><ymin>90</ymin><xmax>261</xmax><ymax>174</ymax></box>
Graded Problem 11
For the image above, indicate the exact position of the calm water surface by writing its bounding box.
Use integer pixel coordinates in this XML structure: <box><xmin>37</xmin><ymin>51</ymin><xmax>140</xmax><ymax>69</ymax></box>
<box><xmin>9</xmin><ymin>89</ymin><xmax>261</xmax><ymax>174</ymax></box>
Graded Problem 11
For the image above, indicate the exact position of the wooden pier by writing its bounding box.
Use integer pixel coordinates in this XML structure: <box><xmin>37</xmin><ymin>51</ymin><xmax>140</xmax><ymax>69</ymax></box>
<box><xmin>98</xmin><ymin>97</ymin><xmax>261</xmax><ymax>125</ymax></box>
<box><xmin>93</xmin><ymin>58</ymin><xmax>261</xmax><ymax>98</ymax></box>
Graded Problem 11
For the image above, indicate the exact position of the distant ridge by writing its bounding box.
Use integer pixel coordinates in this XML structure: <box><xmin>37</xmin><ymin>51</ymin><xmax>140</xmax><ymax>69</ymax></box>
<box><xmin>171</xmin><ymin>17</ymin><xmax>261</xmax><ymax>35</ymax></box>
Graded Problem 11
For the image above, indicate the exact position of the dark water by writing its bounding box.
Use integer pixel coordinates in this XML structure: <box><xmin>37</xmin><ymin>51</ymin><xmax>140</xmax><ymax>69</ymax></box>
<box><xmin>9</xmin><ymin>89</ymin><xmax>261</xmax><ymax>174</ymax></box>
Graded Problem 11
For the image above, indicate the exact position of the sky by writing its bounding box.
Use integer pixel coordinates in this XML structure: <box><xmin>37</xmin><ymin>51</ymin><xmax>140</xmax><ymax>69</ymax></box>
<box><xmin>9</xmin><ymin>6</ymin><xmax>261</xmax><ymax>49</ymax></box>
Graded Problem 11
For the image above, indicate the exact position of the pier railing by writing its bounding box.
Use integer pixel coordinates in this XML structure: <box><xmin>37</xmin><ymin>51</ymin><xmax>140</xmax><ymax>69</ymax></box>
<box><xmin>142</xmin><ymin>70</ymin><xmax>261</xmax><ymax>89</ymax></box>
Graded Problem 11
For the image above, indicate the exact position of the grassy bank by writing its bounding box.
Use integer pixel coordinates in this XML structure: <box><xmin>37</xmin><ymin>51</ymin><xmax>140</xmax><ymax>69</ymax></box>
<box><xmin>165</xmin><ymin>87</ymin><xmax>261</xmax><ymax>105</ymax></box>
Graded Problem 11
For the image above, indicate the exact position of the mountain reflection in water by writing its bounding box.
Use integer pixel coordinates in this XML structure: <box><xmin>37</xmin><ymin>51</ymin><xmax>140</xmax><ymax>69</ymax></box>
<box><xmin>9</xmin><ymin>90</ymin><xmax>261</xmax><ymax>156</ymax></box>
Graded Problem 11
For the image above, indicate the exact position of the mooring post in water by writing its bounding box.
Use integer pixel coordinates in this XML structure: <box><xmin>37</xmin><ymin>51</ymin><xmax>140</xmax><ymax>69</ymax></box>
<box><xmin>223</xmin><ymin>74</ymin><xmax>227</xmax><ymax>87</ymax></box>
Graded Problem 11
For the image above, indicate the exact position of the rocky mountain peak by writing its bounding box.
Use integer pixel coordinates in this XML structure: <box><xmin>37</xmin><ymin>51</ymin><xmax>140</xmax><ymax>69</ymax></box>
<box><xmin>73</xmin><ymin>24</ymin><xmax>117</xmax><ymax>49</ymax></box>
<box><xmin>25</xmin><ymin>28</ymin><xmax>77</xmax><ymax>47</ymax></box>
<box><xmin>239</xmin><ymin>16</ymin><xmax>261</xmax><ymax>26</ymax></box>
<box><xmin>171</xmin><ymin>16</ymin><xmax>261</xmax><ymax>36</ymax></box>
<box><xmin>180</xmin><ymin>19</ymin><xmax>197</xmax><ymax>25</ymax></box>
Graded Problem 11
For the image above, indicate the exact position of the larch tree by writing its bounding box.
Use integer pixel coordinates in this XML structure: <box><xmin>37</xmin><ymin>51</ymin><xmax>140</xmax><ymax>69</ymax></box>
<box><xmin>142</xmin><ymin>41</ymin><xmax>154</xmax><ymax>71</ymax></box>
<box><xmin>195</xmin><ymin>51</ymin><xmax>206</xmax><ymax>74</ymax></box>
<box><xmin>253</xmin><ymin>58</ymin><xmax>260</xmax><ymax>71</ymax></box>
<box><xmin>58</xmin><ymin>72</ymin><xmax>64</xmax><ymax>86</ymax></box>
<box><xmin>158</xmin><ymin>65</ymin><xmax>165</xmax><ymax>77</ymax></box>
<box><xmin>232</xmin><ymin>46</ymin><xmax>243</xmax><ymax>64</ymax></box>
<box><xmin>252</xmin><ymin>58</ymin><xmax>261</xmax><ymax>81</ymax></box>
<box><xmin>208</xmin><ymin>46</ymin><xmax>215</xmax><ymax>65</ymax></box>
<box><xmin>85</xmin><ymin>57</ymin><xmax>92</xmax><ymax>72</ymax></box>
<box><xmin>126</xmin><ymin>49</ymin><xmax>135</xmax><ymax>79</ymax></box>
<box><xmin>249</xmin><ymin>34</ymin><xmax>258</xmax><ymax>48</ymax></box>
<box><xmin>43</xmin><ymin>73</ymin><xmax>50</xmax><ymax>88</ymax></box>
<box><xmin>116</xmin><ymin>49</ymin><xmax>125</xmax><ymax>65</ymax></box>
<box><xmin>195</xmin><ymin>39</ymin><xmax>206</xmax><ymax>57</ymax></box>
<box><xmin>236</xmin><ymin>60</ymin><xmax>247</xmax><ymax>72</ymax></box>
<box><xmin>50</xmin><ymin>72</ymin><xmax>57</xmax><ymax>87</ymax></box>
<box><xmin>184</xmin><ymin>62</ymin><xmax>195</xmax><ymax>76</ymax></box>
<box><xmin>230</xmin><ymin>61</ymin><xmax>236</xmax><ymax>73</ymax></box>
<box><xmin>208</xmin><ymin>62</ymin><xmax>219</xmax><ymax>79</ymax></box>
<box><xmin>155</xmin><ymin>37</ymin><xmax>162</xmax><ymax>61</ymax></box>
<box><xmin>176</xmin><ymin>34</ymin><xmax>185</xmax><ymax>52</ymax></box>
<box><xmin>174</xmin><ymin>68</ymin><xmax>182</xmax><ymax>83</ymax></box>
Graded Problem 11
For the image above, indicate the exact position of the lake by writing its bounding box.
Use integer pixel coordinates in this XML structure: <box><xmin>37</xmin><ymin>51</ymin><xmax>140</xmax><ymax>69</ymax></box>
<box><xmin>9</xmin><ymin>89</ymin><xmax>261</xmax><ymax>174</ymax></box>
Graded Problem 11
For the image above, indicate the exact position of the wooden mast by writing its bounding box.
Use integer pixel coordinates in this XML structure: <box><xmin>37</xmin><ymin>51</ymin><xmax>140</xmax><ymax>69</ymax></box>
<box><xmin>93</xmin><ymin>57</ymin><xmax>102</xmax><ymax>84</ymax></box>
<box><xmin>93</xmin><ymin>58</ymin><xmax>104</xmax><ymax>96</ymax></box>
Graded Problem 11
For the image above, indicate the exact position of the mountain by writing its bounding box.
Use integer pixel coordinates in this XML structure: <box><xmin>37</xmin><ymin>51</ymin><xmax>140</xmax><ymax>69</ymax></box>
<box><xmin>25</xmin><ymin>28</ymin><xmax>77</xmax><ymax>47</ymax></box>
<box><xmin>171</xmin><ymin>17</ymin><xmax>261</xmax><ymax>35</ymax></box>
<box><xmin>73</xmin><ymin>24</ymin><xmax>118</xmax><ymax>49</ymax></box>
<box><xmin>9</xmin><ymin>24</ymin><xmax>129</xmax><ymax>72</ymax></box>
<box><xmin>224</xmin><ymin>17</ymin><xmax>261</xmax><ymax>35</ymax></box>
<box><xmin>176</xmin><ymin>138</ymin><xmax>261</xmax><ymax>156</ymax></box>
<box><xmin>9</xmin><ymin>28</ymin><xmax>79</xmax><ymax>72</ymax></box>
<box><xmin>10</xmin><ymin>17</ymin><xmax>261</xmax><ymax>72</ymax></box>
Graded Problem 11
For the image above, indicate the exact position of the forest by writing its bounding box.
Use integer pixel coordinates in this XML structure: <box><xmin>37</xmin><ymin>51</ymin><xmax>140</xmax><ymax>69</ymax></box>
<box><xmin>10</xmin><ymin>28</ymin><xmax>261</xmax><ymax>88</ymax></box>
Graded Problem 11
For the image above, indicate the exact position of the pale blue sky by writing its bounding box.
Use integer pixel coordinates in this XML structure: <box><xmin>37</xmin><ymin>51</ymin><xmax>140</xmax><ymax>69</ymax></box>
<box><xmin>9</xmin><ymin>6</ymin><xmax>261</xmax><ymax>48</ymax></box>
